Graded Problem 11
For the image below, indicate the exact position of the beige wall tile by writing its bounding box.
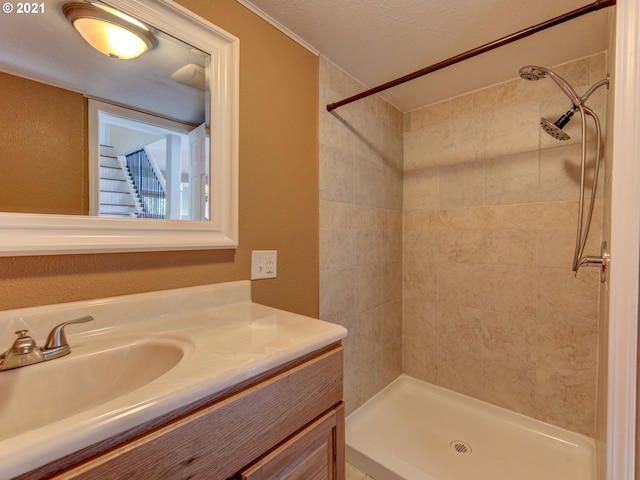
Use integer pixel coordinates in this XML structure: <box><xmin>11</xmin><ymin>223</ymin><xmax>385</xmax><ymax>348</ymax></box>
<box><xmin>482</xmin><ymin>358</ymin><xmax>536</xmax><ymax>416</ymax></box>
<box><xmin>482</xmin><ymin>264</ymin><xmax>538</xmax><ymax>316</ymax></box>
<box><xmin>404</xmin><ymin>228</ymin><xmax>440</xmax><ymax>264</ymax></box>
<box><xmin>404</xmin><ymin>209</ymin><xmax>447</xmax><ymax>231</ymax></box>
<box><xmin>485</xmin><ymin>150</ymin><xmax>540</xmax><ymax>205</ymax></box>
<box><xmin>356</xmin><ymin>229</ymin><xmax>385</xmax><ymax>266</ymax></box>
<box><xmin>384</xmin><ymin>230</ymin><xmax>403</xmax><ymax>263</ymax></box>
<box><xmin>322</xmin><ymin>54</ymin><xmax>603</xmax><ymax>435</ymax></box>
<box><xmin>320</xmin><ymin>227</ymin><xmax>356</xmax><ymax>271</ymax></box>
<box><xmin>384</xmin><ymin>261</ymin><xmax>403</xmax><ymax>304</ymax></box>
<box><xmin>530</xmin><ymin>200</ymin><xmax>579</xmax><ymax>229</ymax></box>
<box><xmin>403</xmin><ymin>167</ymin><xmax>439</xmax><ymax>211</ymax></box>
<box><xmin>440</xmin><ymin>228</ymin><xmax>484</xmax><ymax>264</ymax></box>
<box><xmin>441</xmin><ymin>114</ymin><xmax>485</xmax><ymax>165</ymax></box>
<box><xmin>320</xmin><ymin>57</ymin><xmax>404</xmax><ymax>416</ymax></box>
<box><xmin>438</xmin><ymin>262</ymin><xmax>486</xmax><ymax>309</ymax></box>
<box><xmin>537</xmin><ymin>268</ymin><xmax>600</xmax><ymax>327</ymax></box>
<box><xmin>404</xmin><ymin>124</ymin><xmax>445</xmax><ymax>170</ymax></box>
<box><xmin>388</xmin><ymin>209</ymin><xmax>403</xmax><ymax>231</ymax></box>
<box><xmin>481</xmin><ymin>311</ymin><xmax>537</xmax><ymax>365</ymax></box>
<box><xmin>496</xmin><ymin>78</ymin><xmax>529</xmax><ymax>108</ymax></box>
<box><xmin>535</xmin><ymin>366</ymin><xmax>596</xmax><ymax>436</ymax></box>
<box><xmin>319</xmin><ymin>267</ymin><xmax>355</xmax><ymax>324</ymax></box>
<box><xmin>445</xmin><ymin>205</ymin><xmax>496</xmax><ymax>229</ymax></box>
<box><xmin>492</xmin><ymin>203</ymin><xmax>548</xmax><ymax>229</ymax></box>
<box><xmin>403</xmin><ymin>297</ymin><xmax>438</xmax><ymax>339</ymax></box>
<box><xmin>589</xmin><ymin>52</ymin><xmax>607</xmax><ymax>83</ymax></box>
<box><xmin>436</xmin><ymin>345</ymin><xmax>484</xmax><ymax>399</ymax></box>
<box><xmin>404</xmin><ymin>258</ymin><xmax>438</xmax><ymax>303</ymax></box>
<box><xmin>403</xmin><ymin>336</ymin><xmax>438</xmax><ymax>383</ymax></box>
<box><xmin>355</xmin><ymin>157</ymin><xmax>386</xmax><ymax>208</ymax></box>
<box><xmin>536</xmin><ymin>323</ymin><xmax>598</xmax><ymax>373</ymax></box>
<box><xmin>383</xmin><ymin>165</ymin><xmax>404</xmax><ymax>210</ymax></box>
<box><xmin>383</xmin><ymin>300</ymin><xmax>403</xmax><ymax>343</ymax></box>
<box><xmin>540</xmin><ymin>142</ymin><xmax>603</xmax><ymax>202</ymax></box>
<box><xmin>473</xmin><ymin>86</ymin><xmax>498</xmax><ymax>113</ymax></box>
<box><xmin>536</xmin><ymin>227</ymin><xmax>577</xmax><ymax>269</ymax></box>
<box><xmin>437</xmin><ymin>304</ymin><xmax>484</xmax><ymax>355</ymax></box>
<box><xmin>484</xmin><ymin>101</ymin><xmax>540</xmax><ymax>158</ymax></box>
<box><xmin>355</xmin><ymin>263</ymin><xmax>385</xmax><ymax>313</ymax></box>
<box><xmin>319</xmin><ymin>201</ymin><xmax>354</xmax><ymax>230</ymax></box>
<box><xmin>407</xmin><ymin>100</ymin><xmax>450</xmax><ymax>131</ymax></box>
<box><xmin>350</xmin><ymin>204</ymin><xmax>387</xmax><ymax>231</ymax></box>
<box><xmin>484</xmin><ymin>228</ymin><xmax>537</xmax><ymax>266</ymax></box>
<box><xmin>400</xmin><ymin>54</ymin><xmax>603</xmax><ymax>436</ymax></box>
<box><xmin>555</xmin><ymin>57</ymin><xmax>591</xmax><ymax>91</ymax></box>
<box><xmin>439</xmin><ymin>162</ymin><xmax>485</xmax><ymax>209</ymax></box>
<box><xmin>319</xmin><ymin>142</ymin><xmax>354</xmax><ymax>203</ymax></box>
<box><xmin>450</xmin><ymin>93</ymin><xmax>474</xmax><ymax>119</ymax></box>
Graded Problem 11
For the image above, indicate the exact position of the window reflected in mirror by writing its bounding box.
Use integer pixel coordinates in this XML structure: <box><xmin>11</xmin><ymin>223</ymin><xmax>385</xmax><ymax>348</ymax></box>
<box><xmin>92</xmin><ymin>100</ymin><xmax>210</xmax><ymax>221</ymax></box>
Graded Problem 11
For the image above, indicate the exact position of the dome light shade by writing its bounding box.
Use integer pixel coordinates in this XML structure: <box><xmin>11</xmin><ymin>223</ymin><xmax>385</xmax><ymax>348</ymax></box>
<box><xmin>63</xmin><ymin>3</ymin><xmax>156</xmax><ymax>59</ymax></box>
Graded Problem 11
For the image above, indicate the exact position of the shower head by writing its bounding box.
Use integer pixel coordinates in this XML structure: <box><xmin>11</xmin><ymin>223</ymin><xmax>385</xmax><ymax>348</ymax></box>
<box><xmin>518</xmin><ymin>66</ymin><xmax>547</xmax><ymax>81</ymax></box>
<box><xmin>519</xmin><ymin>65</ymin><xmax>583</xmax><ymax>106</ymax></box>
<box><xmin>540</xmin><ymin>109</ymin><xmax>575</xmax><ymax>141</ymax></box>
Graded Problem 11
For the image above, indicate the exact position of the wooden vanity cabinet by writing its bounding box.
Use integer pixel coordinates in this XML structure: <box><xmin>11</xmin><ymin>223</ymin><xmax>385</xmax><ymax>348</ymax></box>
<box><xmin>237</xmin><ymin>405</ymin><xmax>344</xmax><ymax>480</ymax></box>
<box><xmin>28</xmin><ymin>344</ymin><xmax>344</xmax><ymax>480</ymax></box>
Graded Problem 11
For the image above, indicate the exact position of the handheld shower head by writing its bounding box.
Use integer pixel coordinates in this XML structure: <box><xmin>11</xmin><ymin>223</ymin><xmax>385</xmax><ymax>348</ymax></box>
<box><xmin>540</xmin><ymin>109</ymin><xmax>574</xmax><ymax>141</ymax></box>
<box><xmin>518</xmin><ymin>66</ymin><xmax>547</xmax><ymax>81</ymax></box>
<box><xmin>519</xmin><ymin>65</ymin><xmax>582</xmax><ymax>106</ymax></box>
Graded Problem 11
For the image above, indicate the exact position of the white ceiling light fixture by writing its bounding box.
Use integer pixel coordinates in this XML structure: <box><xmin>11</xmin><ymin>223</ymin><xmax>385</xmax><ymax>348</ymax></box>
<box><xmin>63</xmin><ymin>2</ymin><xmax>156</xmax><ymax>60</ymax></box>
<box><xmin>170</xmin><ymin>64</ymin><xmax>207</xmax><ymax>91</ymax></box>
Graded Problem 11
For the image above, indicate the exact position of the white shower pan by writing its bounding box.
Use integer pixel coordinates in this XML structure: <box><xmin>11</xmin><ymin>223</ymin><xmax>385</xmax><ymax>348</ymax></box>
<box><xmin>346</xmin><ymin>375</ymin><xmax>595</xmax><ymax>480</ymax></box>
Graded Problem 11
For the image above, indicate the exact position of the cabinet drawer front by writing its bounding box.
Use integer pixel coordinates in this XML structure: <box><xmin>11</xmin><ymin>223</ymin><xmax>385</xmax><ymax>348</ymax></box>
<box><xmin>239</xmin><ymin>403</ymin><xmax>345</xmax><ymax>480</ymax></box>
<box><xmin>56</xmin><ymin>346</ymin><xmax>343</xmax><ymax>480</ymax></box>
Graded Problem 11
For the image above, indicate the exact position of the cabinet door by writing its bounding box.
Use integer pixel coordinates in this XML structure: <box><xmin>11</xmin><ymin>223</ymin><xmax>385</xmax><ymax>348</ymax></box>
<box><xmin>238</xmin><ymin>403</ymin><xmax>345</xmax><ymax>480</ymax></box>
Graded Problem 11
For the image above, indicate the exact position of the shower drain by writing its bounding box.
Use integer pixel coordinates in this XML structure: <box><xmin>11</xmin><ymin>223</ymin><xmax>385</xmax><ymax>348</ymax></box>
<box><xmin>449</xmin><ymin>440</ymin><xmax>472</xmax><ymax>454</ymax></box>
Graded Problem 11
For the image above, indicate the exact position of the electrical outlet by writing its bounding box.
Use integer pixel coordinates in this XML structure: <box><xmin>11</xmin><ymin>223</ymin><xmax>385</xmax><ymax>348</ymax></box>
<box><xmin>251</xmin><ymin>250</ymin><xmax>277</xmax><ymax>280</ymax></box>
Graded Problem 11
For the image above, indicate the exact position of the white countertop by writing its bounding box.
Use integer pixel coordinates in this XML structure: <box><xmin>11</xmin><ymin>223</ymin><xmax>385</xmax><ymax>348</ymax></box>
<box><xmin>0</xmin><ymin>281</ymin><xmax>347</xmax><ymax>479</ymax></box>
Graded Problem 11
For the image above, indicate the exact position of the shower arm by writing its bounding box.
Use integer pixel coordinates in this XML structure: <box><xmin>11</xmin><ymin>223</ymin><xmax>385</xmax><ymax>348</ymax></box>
<box><xmin>560</xmin><ymin>76</ymin><xmax>610</xmax><ymax>115</ymax></box>
<box><xmin>580</xmin><ymin>77</ymin><xmax>610</xmax><ymax>104</ymax></box>
<box><xmin>544</xmin><ymin>70</ymin><xmax>583</xmax><ymax>107</ymax></box>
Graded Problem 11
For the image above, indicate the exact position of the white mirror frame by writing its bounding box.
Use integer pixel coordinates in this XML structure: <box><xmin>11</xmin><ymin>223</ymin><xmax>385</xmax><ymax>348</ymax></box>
<box><xmin>0</xmin><ymin>0</ymin><xmax>239</xmax><ymax>256</ymax></box>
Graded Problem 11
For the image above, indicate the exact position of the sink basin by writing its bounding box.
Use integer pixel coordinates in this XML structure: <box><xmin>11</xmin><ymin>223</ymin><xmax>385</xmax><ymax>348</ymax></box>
<box><xmin>0</xmin><ymin>339</ymin><xmax>185</xmax><ymax>440</ymax></box>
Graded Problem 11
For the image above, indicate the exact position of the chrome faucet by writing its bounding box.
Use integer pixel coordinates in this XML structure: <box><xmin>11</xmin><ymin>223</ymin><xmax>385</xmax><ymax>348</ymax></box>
<box><xmin>0</xmin><ymin>315</ymin><xmax>93</xmax><ymax>372</ymax></box>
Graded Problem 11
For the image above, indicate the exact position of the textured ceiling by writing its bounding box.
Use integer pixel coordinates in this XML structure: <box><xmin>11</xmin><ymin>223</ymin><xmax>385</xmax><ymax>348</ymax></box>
<box><xmin>239</xmin><ymin>0</ymin><xmax>613</xmax><ymax>112</ymax></box>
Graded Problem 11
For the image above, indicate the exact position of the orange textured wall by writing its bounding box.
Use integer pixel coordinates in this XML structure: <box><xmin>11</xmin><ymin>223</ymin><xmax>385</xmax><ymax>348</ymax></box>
<box><xmin>0</xmin><ymin>72</ymin><xmax>87</xmax><ymax>215</ymax></box>
<box><xmin>0</xmin><ymin>0</ymin><xmax>319</xmax><ymax>317</ymax></box>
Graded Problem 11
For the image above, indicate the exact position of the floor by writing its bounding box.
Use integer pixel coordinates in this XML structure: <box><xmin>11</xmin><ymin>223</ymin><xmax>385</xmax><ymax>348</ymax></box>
<box><xmin>346</xmin><ymin>462</ymin><xmax>376</xmax><ymax>480</ymax></box>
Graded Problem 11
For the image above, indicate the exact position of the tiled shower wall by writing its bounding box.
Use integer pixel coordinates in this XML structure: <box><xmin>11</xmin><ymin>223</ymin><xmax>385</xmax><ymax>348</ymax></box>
<box><xmin>403</xmin><ymin>53</ymin><xmax>607</xmax><ymax>436</ymax></box>
<box><xmin>319</xmin><ymin>57</ymin><xmax>404</xmax><ymax>414</ymax></box>
<box><xmin>319</xmin><ymin>53</ymin><xmax>605</xmax><ymax>436</ymax></box>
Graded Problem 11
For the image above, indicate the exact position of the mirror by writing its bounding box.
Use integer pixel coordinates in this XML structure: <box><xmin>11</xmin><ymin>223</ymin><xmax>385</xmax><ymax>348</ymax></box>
<box><xmin>0</xmin><ymin>0</ymin><xmax>238</xmax><ymax>254</ymax></box>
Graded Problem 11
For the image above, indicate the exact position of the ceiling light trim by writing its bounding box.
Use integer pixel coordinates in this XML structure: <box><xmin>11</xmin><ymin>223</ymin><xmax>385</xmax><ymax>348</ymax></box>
<box><xmin>63</xmin><ymin>2</ymin><xmax>157</xmax><ymax>59</ymax></box>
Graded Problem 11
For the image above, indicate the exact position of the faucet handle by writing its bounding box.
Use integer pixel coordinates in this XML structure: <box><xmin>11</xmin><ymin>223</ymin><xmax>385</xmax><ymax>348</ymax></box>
<box><xmin>44</xmin><ymin>315</ymin><xmax>94</xmax><ymax>350</ymax></box>
<box><xmin>11</xmin><ymin>330</ymin><xmax>38</xmax><ymax>355</ymax></box>
<box><xmin>0</xmin><ymin>330</ymin><xmax>45</xmax><ymax>371</ymax></box>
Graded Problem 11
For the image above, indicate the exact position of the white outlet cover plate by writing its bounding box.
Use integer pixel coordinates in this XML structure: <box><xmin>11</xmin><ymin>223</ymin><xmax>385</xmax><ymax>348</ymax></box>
<box><xmin>251</xmin><ymin>250</ymin><xmax>277</xmax><ymax>280</ymax></box>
